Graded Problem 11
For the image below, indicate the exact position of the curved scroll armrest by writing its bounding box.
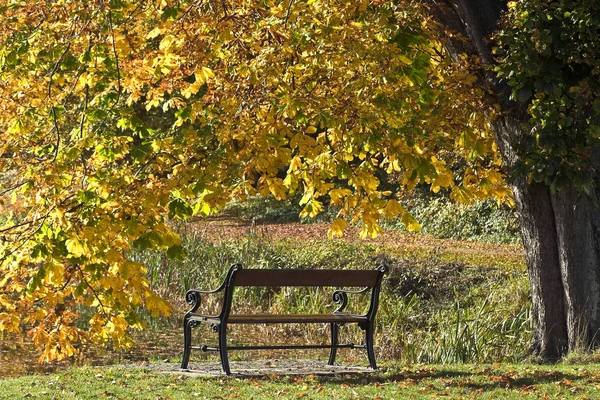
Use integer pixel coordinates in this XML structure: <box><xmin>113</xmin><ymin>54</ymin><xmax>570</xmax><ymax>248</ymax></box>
<box><xmin>184</xmin><ymin>287</ymin><xmax>225</xmax><ymax>314</ymax></box>
<box><xmin>185</xmin><ymin>284</ymin><xmax>225</xmax><ymax>310</ymax></box>
<box><xmin>332</xmin><ymin>287</ymin><xmax>371</xmax><ymax>313</ymax></box>
<box><xmin>184</xmin><ymin>264</ymin><xmax>242</xmax><ymax>314</ymax></box>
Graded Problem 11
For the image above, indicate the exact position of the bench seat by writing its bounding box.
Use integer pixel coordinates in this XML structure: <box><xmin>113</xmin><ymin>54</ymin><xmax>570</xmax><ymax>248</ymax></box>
<box><xmin>190</xmin><ymin>313</ymin><xmax>368</xmax><ymax>324</ymax></box>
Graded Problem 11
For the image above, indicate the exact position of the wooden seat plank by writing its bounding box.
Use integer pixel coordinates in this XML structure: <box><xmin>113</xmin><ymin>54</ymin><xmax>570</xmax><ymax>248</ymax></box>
<box><xmin>227</xmin><ymin>313</ymin><xmax>368</xmax><ymax>324</ymax></box>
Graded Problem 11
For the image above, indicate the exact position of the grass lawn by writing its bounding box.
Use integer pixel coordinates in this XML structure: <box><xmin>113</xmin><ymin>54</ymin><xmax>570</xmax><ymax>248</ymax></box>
<box><xmin>0</xmin><ymin>217</ymin><xmax>592</xmax><ymax>399</ymax></box>
<box><xmin>1</xmin><ymin>362</ymin><xmax>600</xmax><ymax>399</ymax></box>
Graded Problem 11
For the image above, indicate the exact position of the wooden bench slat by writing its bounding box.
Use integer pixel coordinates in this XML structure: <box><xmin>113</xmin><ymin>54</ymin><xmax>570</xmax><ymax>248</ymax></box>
<box><xmin>227</xmin><ymin>313</ymin><xmax>368</xmax><ymax>324</ymax></box>
<box><xmin>231</xmin><ymin>269</ymin><xmax>380</xmax><ymax>287</ymax></box>
<box><xmin>188</xmin><ymin>314</ymin><xmax>368</xmax><ymax>324</ymax></box>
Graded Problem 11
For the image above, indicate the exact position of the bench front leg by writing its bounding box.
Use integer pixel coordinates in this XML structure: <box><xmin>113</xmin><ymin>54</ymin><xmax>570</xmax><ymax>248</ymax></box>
<box><xmin>328</xmin><ymin>322</ymin><xmax>340</xmax><ymax>365</ymax></box>
<box><xmin>181</xmin><ymin>318</ymin><xmax>197</xmax><ymax>369</ymax></box>
<box><xmin>363</xmin><ymin>321</ymin><xmax>377</xmax><ymax>369</ymax></box>
<box><xmin>218</xmin><ymin>322</ymin><xmax>231</xmax><ymax>375</ymax></box>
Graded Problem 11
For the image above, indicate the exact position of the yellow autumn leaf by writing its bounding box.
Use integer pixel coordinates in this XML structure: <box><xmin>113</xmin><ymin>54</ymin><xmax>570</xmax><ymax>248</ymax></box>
<box><xmin>0</xmin><ymin>313</ymin><xmax>20</xmax><ymax>333</ymax></box>
<box><xmin>327</xmin><ymin>218</ymin><xmax>348</xmax><ymax>239</ymax></box>
<box><xmin>149</xmin><ymin>223</ymin><xmax>181</xmax><ymax>247</ymax></box>
<box><xmin>300</xmin><ymin>199</ymin><xmax>324</xmax><ymax>218</ymax></box>
<box><xmin>147</xmin><ymin>26</ymin><xmax>164</xmax><ymax>39</ymax></box>
<box><xmin>199</xmin><ymin>67</ymin><xmax>215</xmax><ymax>81</ymax></box>
<box><xmin>359</xmin><ymin>221</ymin><xmax>384</xmax><ymax>239</ymax></box>
<box><xmin>288</xmin><ymin>156</ymin><xmax>303</xmax><ymax>172</ymax></box>
<box><xmin>329</xmin><ymin>188</ymin><xmax>352</xmax><ymax>205</ymax></box>
<box><xmin>450</xmin><ymin>186</ymin><xmax>474</xmax><ymax>204</ymax></box>
<box><xmin>65</xmin><ymin>238</ymin><xmax>85</xmax><ymax>258</ymax></box>
<box><xmin>267</xmin><ymin>178</ymin><xmax>288</xmax><ymax>200</ymax></box>
<box><xmin>145</xmin><ymin>291</ymin><xmax>174</xmax><ymax>318</ymax></box>
<box><xmin>383</xmin><ymin>199</ymin><xmax>405</xmax><ymax>219</ymax></box>
<box><xmin>401</xmin><ymin>212</ymin><xmax>422</xmax><ymax>232</ymax></box>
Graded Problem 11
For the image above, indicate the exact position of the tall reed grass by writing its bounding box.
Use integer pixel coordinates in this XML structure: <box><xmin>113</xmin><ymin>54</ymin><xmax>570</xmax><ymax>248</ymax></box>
<box><xmin>130</xmin><ymin>224</ymin><xmax>532</xmax><ymax>364</ymax></box>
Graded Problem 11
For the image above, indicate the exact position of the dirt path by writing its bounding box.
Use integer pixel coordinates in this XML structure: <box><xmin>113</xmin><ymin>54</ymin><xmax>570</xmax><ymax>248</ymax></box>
<box><xmin>132</xmin><ymin>360</ymin><xmax>373</xmax><ymax>377</ymax></box>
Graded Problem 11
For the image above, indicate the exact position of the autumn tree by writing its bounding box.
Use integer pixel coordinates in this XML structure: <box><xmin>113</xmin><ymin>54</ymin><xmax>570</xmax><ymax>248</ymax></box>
<box><xmin>3</xmin><ymin>0</ymin><xmax>591</xmax><ymax>362</ymax></box>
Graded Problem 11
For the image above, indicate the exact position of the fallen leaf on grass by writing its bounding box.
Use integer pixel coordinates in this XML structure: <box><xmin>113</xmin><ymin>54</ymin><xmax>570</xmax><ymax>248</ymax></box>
<box><xmin>313</xmin><ymin>385</ymin><xmax>325</xmax><ymax>394</ymax></box>
<box><xmin>489</xmin><ymin>375</ymin><xmax>513</xmax><ymax>384</ymax></box>
<box><xmin>518</xmin><ymin>384</ymin><xmax>537</xmax><ymax>395</ymax></box>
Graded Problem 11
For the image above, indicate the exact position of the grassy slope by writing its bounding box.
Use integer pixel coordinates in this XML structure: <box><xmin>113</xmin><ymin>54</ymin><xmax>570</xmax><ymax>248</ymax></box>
<box><xmin>1</xmin><ymin>363</ymin><xmax>600</xmax><ymax>399</ymax></box>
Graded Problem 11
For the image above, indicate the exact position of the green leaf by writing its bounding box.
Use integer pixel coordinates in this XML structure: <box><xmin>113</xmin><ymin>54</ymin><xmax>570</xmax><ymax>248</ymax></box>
<box><xmin>168</xmin><ymin>198</ymin><xmax>193</xmax><ymax>219</ymax></box>
<box><xmin>517</xmin><ymin>87</ymin><xmax>532</xmax><ymax>102</ymax></box>
<box><xmin>166</xmin><ymin>244</ymin><xmax>185</xmax><ymax>261</ymax></box>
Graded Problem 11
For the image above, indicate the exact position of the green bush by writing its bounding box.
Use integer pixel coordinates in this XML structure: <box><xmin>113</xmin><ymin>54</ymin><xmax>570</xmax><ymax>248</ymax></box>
<box><xmin>224</xmin><ymin>194</ymin><xmax>341</xmax><ymax>224</ymax></box>
<box><xmin>385</xmin><ymin>196</ymin><xmax>521</xmax><ymax>244</ymax></box>
<box><xmin>224</xmin><ymin>195</ymin><xmax>304</xmax><ymax>223</ymax></box>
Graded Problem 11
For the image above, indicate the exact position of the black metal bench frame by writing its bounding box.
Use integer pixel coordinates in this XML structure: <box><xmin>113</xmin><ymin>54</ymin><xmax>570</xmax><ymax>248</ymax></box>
<box><xmin>180</xmin><ymin>264</ymin><xmax>387</xmax><ymax>375</ymax></box>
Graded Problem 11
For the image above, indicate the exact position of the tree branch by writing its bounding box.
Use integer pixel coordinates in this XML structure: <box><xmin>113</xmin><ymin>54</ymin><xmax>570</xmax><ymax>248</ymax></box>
<box><xmin>107</xmin><ymin>10</ymin><xmax>122</xmax><ymax>104</ymax></box>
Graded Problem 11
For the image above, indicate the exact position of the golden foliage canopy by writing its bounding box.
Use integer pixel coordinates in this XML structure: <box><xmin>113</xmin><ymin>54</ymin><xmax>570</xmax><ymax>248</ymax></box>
<box><xmin>0</xmin><ymin>0</ymin><xmax>506</xmax><ymax>360</ymax></box>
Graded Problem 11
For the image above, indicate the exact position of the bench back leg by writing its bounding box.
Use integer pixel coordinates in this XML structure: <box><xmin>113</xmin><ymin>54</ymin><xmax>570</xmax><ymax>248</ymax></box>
<box><xmin>218</xmin><ymin>323</ymin><xmax>231</xmax><ymax>375</ymax></box>
<box><xmin>365</xmin><ymin>322</ymin><xmax>377</xmax><ymax>369</ymax></box>
<box><xmin>328</xmin><ymin>322</ymin><xmax>339</xmax><ymax>365</ymax></box>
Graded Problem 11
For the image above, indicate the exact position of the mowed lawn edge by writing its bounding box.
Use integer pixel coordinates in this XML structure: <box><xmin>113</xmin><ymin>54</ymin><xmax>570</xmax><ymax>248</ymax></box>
<box><xmin>1</xmin><ymin>362</ymin><xmax>600</xmax><ymax>399</ymax></box>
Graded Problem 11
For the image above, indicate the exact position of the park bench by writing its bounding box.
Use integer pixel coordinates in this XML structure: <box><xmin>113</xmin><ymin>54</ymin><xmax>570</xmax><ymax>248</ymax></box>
<box><xmin>180</xmin><ymin>264</ymin><xmax>387</xmax><ymax>375</ymax></box>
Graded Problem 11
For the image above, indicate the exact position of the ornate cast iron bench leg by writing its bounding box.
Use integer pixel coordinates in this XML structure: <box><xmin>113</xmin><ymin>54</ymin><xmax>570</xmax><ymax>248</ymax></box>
<box><xmin>181</xmin><ymin>318</ymin><xmax>195</xmax><ymax>369</ymax></box>
<box><xmin>328</xmin><ymin>322</ymin><xmax>339</xmax><ymax>365</ymax></box>
<box><xmin>218</xmin><ymin>323</ymin><xmax>231</xmax><ymax>375</ymax></box>
<box><xmin>365</xmin><ymin>321</ymin><xmax>377</xmax><ymax>369</ymax></box>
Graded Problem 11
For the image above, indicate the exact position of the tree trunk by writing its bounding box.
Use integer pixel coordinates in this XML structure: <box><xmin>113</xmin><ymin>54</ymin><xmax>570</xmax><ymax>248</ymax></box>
<box><xmin>491</xmin><ymin>117</ymin><xmax>569</xmax><ymax>359</ymax></box>
<box><xmin>551</xmin><ymin>186</ymin><xmax>600</xmax><ymax>350</ymax></box>
<box><xmin>432</xmin><ymin>0</ymin><xmax>600</xmax><ymax>358</ymax></box>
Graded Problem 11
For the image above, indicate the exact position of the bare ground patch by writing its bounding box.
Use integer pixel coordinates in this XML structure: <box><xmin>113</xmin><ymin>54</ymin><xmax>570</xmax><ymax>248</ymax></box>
<box><xmin>130</xmin><ymin>359</ymin><xmax>374</xmax><ymax>377</ymax></box>
<box><xmin>181</xmin><ymin>216</ymin><xmax>524</xmax><ymax>259</ymax></box>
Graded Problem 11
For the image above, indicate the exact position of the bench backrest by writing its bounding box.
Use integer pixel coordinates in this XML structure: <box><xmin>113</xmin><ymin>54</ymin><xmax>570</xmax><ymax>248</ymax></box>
<box><xmin>231</xmin><ymin>268</ymin><xmax>381</xmax><ymax>287</ymax></box>
<box><xmin>208</xmin><ymin>264</ymin><xmax>387</xmax><ymax>320</ymax></box>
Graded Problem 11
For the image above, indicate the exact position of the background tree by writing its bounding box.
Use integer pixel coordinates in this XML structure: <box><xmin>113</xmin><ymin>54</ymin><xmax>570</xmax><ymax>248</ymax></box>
<box><xmin>430</xmin><ymin>0</ymin><xmax>600</xmax><ymax>358</ymax></box>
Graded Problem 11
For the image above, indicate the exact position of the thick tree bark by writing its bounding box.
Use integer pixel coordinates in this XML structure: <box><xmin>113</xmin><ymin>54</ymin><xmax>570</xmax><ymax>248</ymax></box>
<box><xmin>492</xmin><ymin>117</ymin><xmax>568</xmax><ymax>359</ymax></box>
<box><xmin>551</xmin><ymin>187</ymin><xmax>600</xmax><ymax>349</ymax></box>
<box><xmin>431</xmin><ymin>0</ymin><xmax>600</xmax><ymax>358</ymax></box>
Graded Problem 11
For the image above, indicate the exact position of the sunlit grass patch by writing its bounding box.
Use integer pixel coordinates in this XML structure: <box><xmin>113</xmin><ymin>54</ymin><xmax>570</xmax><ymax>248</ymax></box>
<box><xmin>2</xmin><ymin>363</ymin><xmax>600</xmax><ymax>399</ymax></box>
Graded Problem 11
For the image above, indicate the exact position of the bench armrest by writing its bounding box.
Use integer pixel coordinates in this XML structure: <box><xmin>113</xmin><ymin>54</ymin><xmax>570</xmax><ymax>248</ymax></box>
<box><xmin>184</xmin><ymin>287</ymin><xmax>224</xmax><ymax>315</ymax></box>
<box><xmin>184</xmin><ymin>264</ymin><xmax>242</xmax><ymax>315</ymax></box>
<box><xmin>332</xmin><ymin>287</ymin><xmax>371</xmax><ymax>313</ymax></box>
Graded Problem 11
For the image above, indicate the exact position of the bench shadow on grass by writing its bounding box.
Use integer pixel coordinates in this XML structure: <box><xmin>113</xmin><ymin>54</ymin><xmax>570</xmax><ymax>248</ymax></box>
<box><xmin>307</xmin><ymin>367</ymin><xmax>586</xmax><ymax>392</ymax></box>
<box><xmin>174</xmin><ymin>359</ymin><xmax>587</xmax><ymax>393</ymax></box>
